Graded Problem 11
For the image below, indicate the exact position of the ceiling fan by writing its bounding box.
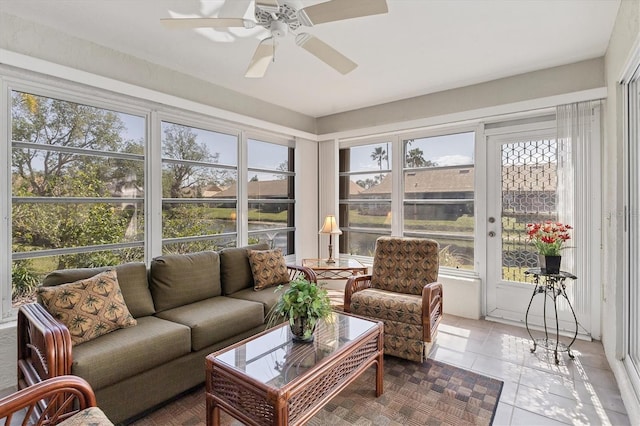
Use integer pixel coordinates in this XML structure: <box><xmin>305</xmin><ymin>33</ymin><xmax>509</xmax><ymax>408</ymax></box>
<box><xmin>161</xmin><ymin>0</ymin><xmax>388</xmax><ymax>78</ymax></box>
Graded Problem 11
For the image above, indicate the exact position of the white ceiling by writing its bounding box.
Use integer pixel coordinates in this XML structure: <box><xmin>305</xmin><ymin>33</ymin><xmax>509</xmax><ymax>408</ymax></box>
<box><xmin>1</xmin><ymin>0</ymin><xmax>620</xmax><ymax>118</ymax></box>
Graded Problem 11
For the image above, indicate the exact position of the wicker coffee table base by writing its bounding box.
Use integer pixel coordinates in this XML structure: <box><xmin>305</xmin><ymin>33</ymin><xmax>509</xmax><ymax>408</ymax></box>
<box><xmin>206</xmin><ymin>323</ymin><xmax>383</xmax><ymax>426</ymax></box>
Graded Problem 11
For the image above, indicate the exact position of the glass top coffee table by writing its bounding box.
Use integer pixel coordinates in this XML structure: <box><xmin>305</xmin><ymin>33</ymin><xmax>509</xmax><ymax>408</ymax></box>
<box><xmin>205</xmin><ymin>311</ymin><xmax>383</xmax><ymax>426</ymax></box>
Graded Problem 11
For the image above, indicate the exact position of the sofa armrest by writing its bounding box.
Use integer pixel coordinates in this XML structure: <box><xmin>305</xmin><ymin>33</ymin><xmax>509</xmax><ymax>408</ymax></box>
<box><xmin>343</xmin><ymin>274</ymin><xmax>373</xmax><ymax>312</ymax></box>
<box><xmin>286</xmin><ymin>265</ymin><xmax>318</xmax><ymax>283</ymax></box>
<box><xmin>422</xmin><ymin>282</ymin><xmax>443</xmax><ymax>342</ymax></box>
<box><xmin>18</xmin><ymin>303</ymin><xmax>72</xmax><ymax>389</ymax></box>
<box><xmin>0</xmin><ymin>375</ymin><xmax>100</xmax><ymax>425</ymax></box>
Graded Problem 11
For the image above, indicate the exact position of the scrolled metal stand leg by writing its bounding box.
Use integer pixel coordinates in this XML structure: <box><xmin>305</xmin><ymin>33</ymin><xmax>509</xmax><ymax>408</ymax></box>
<box><xmin>525</xmin><ymin>281</ymin><xmax>539</xmax><ymax>353</ymax></box>
<box><xmin>561</xmin><ymin>284</ymin><xmax>578</xmax><ymax>360</ymax></box>
<box><xmin>553</xmin><ymin>286</ymin><xmax>560</xmax><ymax>364</ymax></box>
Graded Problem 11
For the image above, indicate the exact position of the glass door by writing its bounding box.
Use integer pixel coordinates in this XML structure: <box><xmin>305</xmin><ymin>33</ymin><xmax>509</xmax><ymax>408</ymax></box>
<box><xmin>485</xmin><ymin>129</ymin><xmax>578</xmax><ymax>332</ymax></box>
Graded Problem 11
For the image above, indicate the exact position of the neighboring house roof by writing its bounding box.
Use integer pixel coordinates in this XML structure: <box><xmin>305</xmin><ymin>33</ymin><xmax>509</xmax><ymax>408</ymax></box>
<box><xmin>213</xmin><ymin>179</ymin><xmax>289</xmax><ymax>198</ymax></box>
<box><xmin>354</xmin><ymin>164</ymin><xmax>556</xmax><ymax>196</ymax></box>
<box><xmin>202</xmin><ymin>184</ymin><xmax>223</xmax><ymax>198</ymax></box>
<box><xmin>360</xmin><ymin>166</ymin><xmax>475</xmax><ymax>196</ymax></box>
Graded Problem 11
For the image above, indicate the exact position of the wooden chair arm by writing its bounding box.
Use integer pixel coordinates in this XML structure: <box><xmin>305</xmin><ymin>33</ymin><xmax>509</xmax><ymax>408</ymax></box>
<box><xmin>422</xmin><ymin>281</ymin><xmax>444</xmax><ymax>342</ymax></box>
<box><xmin>17</xmin><ymin>304</ymin><xmax>72</xmax><ymax>390</ymax></box>
<box><xmin>0</xmin><ymin>375</ymin><xmax>97</xmax><ymax>425</ymax></box>
<box><xmin>343</xmin><ymin>274</ymin><xmax>373</xmax><ymax>312</ymax></box>
<box><xmin>286</xmin><ymin>265</ymin><xmax>318</xmax><ymax>283</ymax></box>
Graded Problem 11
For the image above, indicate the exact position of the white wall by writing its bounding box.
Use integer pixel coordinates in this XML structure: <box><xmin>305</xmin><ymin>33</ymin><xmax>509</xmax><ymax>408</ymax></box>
<box><xmin>602</xmin><ymin>1</ymin><xmax>640</xmax><ymax>423</ymax></box>
<box><xmin>0</xmin><ymin>323</ymin><xmax>16</xmax><ymax>390</ymax></box>
<box><xmin>317</xmin><ymin>58</ymin><xmax>605</xmax><ymax>135</ymax></box>
<box><xmin>439</xmin><ymin>275</ymin><xmax>482</xmax><ymax>320</ymax></box>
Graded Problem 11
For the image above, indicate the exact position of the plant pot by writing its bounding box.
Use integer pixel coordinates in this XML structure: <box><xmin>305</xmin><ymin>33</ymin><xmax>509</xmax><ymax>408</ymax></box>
<box><xmin>290</xmin><ymin>316</ymin><xmax>316</xmax><ymax>343</ymax></box>
<box><xmin>538</xmin><ymin>254</ymin><xmax>561</xmax><ymax>274</ymax></box>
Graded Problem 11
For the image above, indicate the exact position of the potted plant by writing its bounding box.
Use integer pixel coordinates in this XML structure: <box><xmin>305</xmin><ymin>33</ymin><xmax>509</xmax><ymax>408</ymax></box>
<box><xmin>267</xmin><ymin>277</ymin><xmax>332</xmax><ymax>343</ymax></box>
<box><xmin>526</xmin><ymin>220</ymin><xmax>572</xmax><ymax>274</ymax></box>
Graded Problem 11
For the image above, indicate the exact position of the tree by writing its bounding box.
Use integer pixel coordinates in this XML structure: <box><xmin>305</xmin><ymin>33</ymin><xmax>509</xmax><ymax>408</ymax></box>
<box><xmin>406</xmin><ymin>148</ymin><xmax>431</xmax><ymax>167</ymax></box>
<box><xmin>356</xmin><ymin>177</ymin><xmax>379</xmax><ymax>189</ymax></box>
<box><xmin>370</xmin><ymin>146</ymin><xmax>387</xmax><ymax>170</ymax></box>
<box><xmin>162</xmin><ymin>124</ymin><xmax>219</xmax><ymax>198</ymax></box>
<box><xmin>371</xmin><ymin>146</ymin><xmax>387</xmax><ymax>182</ymax></box>
<box><xmin>11</xmin><ymin>92</ymin><xmax>139</xmax><ymax>271</ymax></box>
<box><xmin>276</xmin><ymin>160</ymin><xmax>289</xmax><ymax>179</ymax></box>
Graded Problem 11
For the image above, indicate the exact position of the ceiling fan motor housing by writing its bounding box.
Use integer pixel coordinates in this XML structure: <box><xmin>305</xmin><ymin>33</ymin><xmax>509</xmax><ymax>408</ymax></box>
<box><xmin>255</xmin><ymin>2</ymin><xmax>302</xmax><ymax>34</ymax></box>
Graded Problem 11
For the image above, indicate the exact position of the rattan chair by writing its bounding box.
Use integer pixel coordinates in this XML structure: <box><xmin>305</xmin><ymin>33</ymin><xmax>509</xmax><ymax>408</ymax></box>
<box><xmin>0</xmin><ymin>375</ymin><xmax>113</xmax><ymax>425</ymax></box>
<box><xmin>344</xmin><ymin>236</ymin><xmax>444</xmax><ymax>362</ymax></box>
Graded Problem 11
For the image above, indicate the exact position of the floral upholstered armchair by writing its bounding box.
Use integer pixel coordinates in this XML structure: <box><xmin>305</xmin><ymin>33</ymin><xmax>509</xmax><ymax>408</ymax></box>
<box><xmin>0</xmin><ymin>375</ymin><xmax>113</xmax><ymax>425</ymax></box>
<box><xmin>344</xmin><ymin>236</ymin><xmax>444</xmax><ymax>362</ymax></box>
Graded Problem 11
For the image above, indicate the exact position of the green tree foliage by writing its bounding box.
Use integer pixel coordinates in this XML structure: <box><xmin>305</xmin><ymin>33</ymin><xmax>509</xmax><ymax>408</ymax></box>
<box><xmin>11</xmin><ymin>260</ymin><xmax>40</xmax><ymax>298</ymax></box>
<box><xmin>370</xmin><ymin>146</ymin><xmax>387</xmax><ymax>170</ymax></box>
<box><xmin>356</xmin><ymin>177</ymin><xmax>380</xmax><ymax>189</ymax></box>
<box><xmin>11</xmin><ymin>92</ymin><xmax>141</xmax><ymax>275</ymax></box>
<box><xmin>162</xmin><ymin>124</ymin><xmax>219</xmax><ymax>198</ymax></box>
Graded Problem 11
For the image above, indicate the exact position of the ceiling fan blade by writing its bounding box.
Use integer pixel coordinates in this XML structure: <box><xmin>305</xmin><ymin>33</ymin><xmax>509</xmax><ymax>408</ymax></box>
<box><xmin>295</xmin><ymin>33</ymin><xmax>357</xmax><ymax>75</ymax></box>
<box><xmin>160</xmin><ymin>17</ymin><xmax>256</xmax><ymax>29</ymax></box>
<box><xmin>298</xmin><ymin>0</ymin><xmax>388</xmax><ymax>26</ymax></box>
<box><xmin>245</xmin><ymin>38</ymin><xmax>274</xmax><ymax>78</ymax></box>
<box><xmin>256</xmin><ymin>0</ymin><xmax>281</xmax><ymax>14</ymax></box>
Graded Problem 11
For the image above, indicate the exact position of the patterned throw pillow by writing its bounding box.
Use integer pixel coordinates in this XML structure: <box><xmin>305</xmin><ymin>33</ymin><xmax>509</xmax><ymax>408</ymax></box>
<box><xmin>38</xmin><ymin>269</ymin><xmax>137</xmax><ymax>346</ymax></box>
<box><xmin>247</xmin><ymin>248</ymin><xmax>290</xmax><ymax>291</ymax></box>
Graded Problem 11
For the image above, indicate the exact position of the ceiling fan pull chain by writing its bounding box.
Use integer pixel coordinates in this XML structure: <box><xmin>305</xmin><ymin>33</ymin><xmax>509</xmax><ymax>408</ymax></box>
<box><xmin>272</xmin><ymin>38</ymin><xmax>276</xmax><ymax>63</ymax></box>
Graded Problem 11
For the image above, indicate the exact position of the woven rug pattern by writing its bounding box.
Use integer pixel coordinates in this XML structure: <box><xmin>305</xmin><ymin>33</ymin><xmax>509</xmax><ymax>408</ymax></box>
<box><xmin>131</xmin><ymin>356</ymin><xmax>502</xmax><ymax>426</ymax></box>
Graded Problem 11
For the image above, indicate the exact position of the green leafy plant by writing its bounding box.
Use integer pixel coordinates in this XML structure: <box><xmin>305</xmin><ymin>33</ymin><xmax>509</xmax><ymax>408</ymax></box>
<box><xmin>11</xmin><ymin>260</ymin><xmax>40</xmax><ymax>298</ymax></box>
<box><xmin>267</xmin><ymin>277</ymin><xmax>332</xmax><ymax>341</ymax></box>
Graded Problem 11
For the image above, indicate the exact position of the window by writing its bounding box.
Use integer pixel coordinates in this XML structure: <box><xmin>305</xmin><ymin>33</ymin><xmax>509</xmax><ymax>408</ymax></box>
<box><xmin>161</xmin><ymin>121</ymin><xmax>238</xmax><ymax>253</ymax></box>
<box><xmin>247</xmin><ymin>138</ymin><xmax>295</xmax><ymax>254</ymax></box>
<box><xmin>339</xmin><ymin>142</ymin><xmax>392</xmax><ymax>256</ymax></box>
<box><xmin>624</xmin><ymin>64</ymin><xmax>640</xmax><ymax>400</ymax></box>
<box><xmin>3</xmin><ymin>80</ymin><xmax>300</xmax><ymax>319</ymax></box>
<box><xmin>402</xmin><ymin>132</ymin><xmax>475</xmax><ymax>269</ymax></box>
<box><xmin>10</xmin><ymin>91</ymin><xmax>145</xmax><ymax>307</ymax></box>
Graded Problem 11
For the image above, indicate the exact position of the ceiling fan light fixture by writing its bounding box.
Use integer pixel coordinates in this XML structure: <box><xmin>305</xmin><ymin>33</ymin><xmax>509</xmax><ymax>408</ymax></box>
<box><xmin>270</xmin><ymin>20</ymin><xmax>289</xmax><ymax>38</ymax></box>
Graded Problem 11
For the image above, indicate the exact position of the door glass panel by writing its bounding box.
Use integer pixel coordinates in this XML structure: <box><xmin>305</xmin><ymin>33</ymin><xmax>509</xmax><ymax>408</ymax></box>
<box><xmin>501</xmin><ymin>139</ymin><xmax>558</xmax><ymax>283</ymax></box>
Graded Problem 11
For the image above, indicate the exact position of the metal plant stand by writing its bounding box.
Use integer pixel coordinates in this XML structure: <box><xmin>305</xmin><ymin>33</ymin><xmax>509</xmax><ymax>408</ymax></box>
<box><xmin>524</xmin><ymin>268</ymin><xmax>578</xmax><ymax>364</ymax></box>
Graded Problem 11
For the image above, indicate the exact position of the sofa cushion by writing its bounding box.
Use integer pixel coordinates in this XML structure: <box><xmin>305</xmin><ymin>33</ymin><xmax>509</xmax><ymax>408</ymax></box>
<box><xmin>71</xmin><ymin>316</ymin><xmax>191</xmax><ymax>390</ymax></box>
<box><xmin>42</xmin><ymin>262</ymin><xmax>154</xmax><ymax>318</ymax></box>
<box><xmin>57</xmin><ymin>407</ymin><xmax>113</xmax><ymax>426</ymax></box>
<box><xmin>247</xmin><ymin>248</ymin><xmax>290</xmax><ymax>291</ymax></box>
<box><xmin>227</xmin><ymin>283</ymin><xmax>291</xmax><ymax>316</ymax></box>
<box><xmin>150</xmin><ymin>251</ymin><xmax>221</xmax><ymax>312</ymax></box>
<box><xmin>38</xmin><ymin>270</ymin><xmax>137</xmax><ymax>346</ymax></box>
<box><xmin>219</xmin><ymin>243</ymin><xmax>269</xmax><ymax>295</ymax></box>
<box><xmin>154</xmin><ymin>297</ymin><xmax>264</xmax><ymax>351</ymax></box>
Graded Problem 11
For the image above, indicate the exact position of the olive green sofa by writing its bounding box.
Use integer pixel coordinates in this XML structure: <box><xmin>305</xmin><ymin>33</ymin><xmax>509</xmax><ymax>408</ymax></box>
<box><xmin>16</xmin><ymin>244</ymin><xmax>315</xmax><ymax>424</ymax></box>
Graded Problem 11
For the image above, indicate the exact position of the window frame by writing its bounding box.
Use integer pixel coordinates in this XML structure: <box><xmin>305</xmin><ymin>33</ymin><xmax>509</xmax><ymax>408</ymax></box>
<box><xmin>245</xmin><ymin>133</ymin><xmax>296</xmax><ymax>254</ymax></box>
<box><xmin>0</xmin><ymin>71</ymin><xmax>299</xmax><ymax>320</ymax></box>
<box><xmin>158</xmin><ymin>115</ymin><xmax>240</xmax><ymax>254</ymax></box>
<box><xmin>622</xmin><ymin>61</ymin><xmax>640</xmax><ymax>401</ymax></box>
<box><xmin>400</xmin><ymin>129</ymin><xmax>476</xmax><ymax>271</ymax></box>
<box><xmin>338</xmin><ymin>136</ymin><xmax>395</xmax><ymax>259</ymax></box>
<box><xmin>4</xmin><ymin>81</ymin><xmax>151</xmax><ymax>320</ymax></box>
<box><xmin>338</xmin><ymin>125</ymin><xmax>478</xmax><ymax>274</ymax></box>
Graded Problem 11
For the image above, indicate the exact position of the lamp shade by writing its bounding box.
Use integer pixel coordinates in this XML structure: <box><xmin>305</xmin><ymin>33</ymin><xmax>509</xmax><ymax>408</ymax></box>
<box><xmin>319</xmin><ymin>215</ymin><xmax>342</xmax><ymax>235</ymax></box>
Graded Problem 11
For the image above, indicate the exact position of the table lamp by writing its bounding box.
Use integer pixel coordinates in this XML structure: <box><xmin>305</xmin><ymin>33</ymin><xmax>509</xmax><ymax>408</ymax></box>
<box><xmin>319</xmin><ymin>215</ymin><xmax>342</xmax><ymax>264</ymax></box>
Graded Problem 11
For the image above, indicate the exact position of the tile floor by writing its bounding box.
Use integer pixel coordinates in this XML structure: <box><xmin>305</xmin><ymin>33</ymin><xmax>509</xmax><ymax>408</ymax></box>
<box><xmin>430</xmin><ymin>314</ymin><xmax>630</xmax><ymax>426</ymax></box>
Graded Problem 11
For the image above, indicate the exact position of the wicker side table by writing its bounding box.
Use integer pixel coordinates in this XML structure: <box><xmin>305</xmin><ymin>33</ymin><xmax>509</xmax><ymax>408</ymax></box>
<box><xmin>302</xmin><ymin>258</ymin><xmax>368</xmax><ymax>280</ymax></box>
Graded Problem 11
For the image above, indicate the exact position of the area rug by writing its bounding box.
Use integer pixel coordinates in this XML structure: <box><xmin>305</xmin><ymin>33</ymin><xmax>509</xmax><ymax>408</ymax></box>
<box><xmin>131</xmin><ymin>356</ymin><xmax>503</xmax><ymax>426</ymax></box>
